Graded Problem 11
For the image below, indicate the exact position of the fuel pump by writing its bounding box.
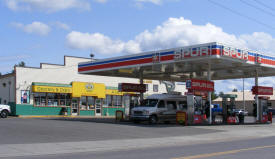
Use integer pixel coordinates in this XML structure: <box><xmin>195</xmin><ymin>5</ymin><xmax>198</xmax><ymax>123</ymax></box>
<box><xmin>258</xmin><ymin>96</ymin><xmax>270</xmax><ymax>123</ymax></box>
<box><xmin>187</xmin><ymin>95</ymin><xmax>204</xmax><ymax>124</ymax></box>
<box><xmin>221</xmin><ymin>94</ymin><xmax>238</xmax><ymax>124</ymax></box>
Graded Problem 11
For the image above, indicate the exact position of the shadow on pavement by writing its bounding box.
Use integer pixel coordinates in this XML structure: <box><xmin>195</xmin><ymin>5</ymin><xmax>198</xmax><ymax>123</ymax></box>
<box><xmin>42</xmin><ymin>116</ymin><xmax>273</xmax><ymax>128</ymax></box>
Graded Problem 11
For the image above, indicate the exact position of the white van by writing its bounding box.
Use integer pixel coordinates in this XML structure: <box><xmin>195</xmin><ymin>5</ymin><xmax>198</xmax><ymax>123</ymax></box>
<box><xmin>130</xmin><ymin>94</ymin><xmax>187</xmax><ymax>124</ymax></box>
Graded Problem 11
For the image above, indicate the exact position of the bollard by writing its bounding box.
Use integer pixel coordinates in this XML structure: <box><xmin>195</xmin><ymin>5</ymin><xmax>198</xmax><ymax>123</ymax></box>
<box><xmin>269</xmin><ymin>112</ymin><xmax>272</xmax><ymax>123</ymax></box>
<box><xmin>115</xmin><ymin>110</ymin><xmax>124</xmax><ymax>122</ymax></box>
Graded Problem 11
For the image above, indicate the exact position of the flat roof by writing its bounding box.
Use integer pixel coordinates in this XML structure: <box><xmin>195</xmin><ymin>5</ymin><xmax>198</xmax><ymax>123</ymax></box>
<box><xmin>78</xmin><ymin>42</ymin><xmax>275</xmax><ymax>81</ymax></box>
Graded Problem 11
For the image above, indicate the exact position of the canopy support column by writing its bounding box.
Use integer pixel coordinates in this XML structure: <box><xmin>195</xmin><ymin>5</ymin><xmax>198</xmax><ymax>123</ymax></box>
<box><xmin>255</xmin><ymin>70</ymin><xmax>259</xmax><ymax>122</ymax></box>
<box><xmin>139</xmin><ymin>71</ymin><xmax>144</xmax><ymax>101</ymax></box>
<box><xmin>208</xmin><ymin>63</ymin><xmax>212</xmax><ymax>124</ymax></box>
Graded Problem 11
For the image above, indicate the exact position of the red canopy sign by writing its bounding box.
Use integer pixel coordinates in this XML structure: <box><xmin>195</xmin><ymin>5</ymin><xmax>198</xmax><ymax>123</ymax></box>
<box><xmin>119</xmin><ymin>83</ymin><xmax>147</xmax><ymax>93</ymax></box>
<box><xmin>252</xmin><ymin>86</ymin><xmax>273</xmax><ymax>95</ymax></box>
<box><xmin>186</xmin><ymin>79</ymin><xmax>214</xmax><ymax>92</ymax></box>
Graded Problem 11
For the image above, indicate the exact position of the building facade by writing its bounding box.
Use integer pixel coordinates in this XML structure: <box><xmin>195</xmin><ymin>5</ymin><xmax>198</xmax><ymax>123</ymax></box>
<box><xmin>0</xmin><ymin>56</ymin><xmax>186</xmax><ymax>117</ymax></box>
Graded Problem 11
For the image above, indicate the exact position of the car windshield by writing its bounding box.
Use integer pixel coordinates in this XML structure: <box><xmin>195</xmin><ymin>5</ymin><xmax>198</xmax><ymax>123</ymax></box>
<box><xmin>139</xmin><ymin>99</ymin><xmax>158</xmax><ymax>107</ymax></box>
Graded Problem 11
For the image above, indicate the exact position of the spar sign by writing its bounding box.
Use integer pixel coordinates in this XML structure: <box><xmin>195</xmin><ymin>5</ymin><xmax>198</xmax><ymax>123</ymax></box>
<box><xmin>252</xmin><ymin>86</ymin><xmax>273</xmax><ymax>95</ymax></box>
<box><xmin>222</xmin><ymin>46</ymin><xmax>248</xmax><ymax>60</ymax></box>
<box><xmin>186</xmin><ymin>79</ymin><xmax>214</xmax><ymax>92</ymax></box>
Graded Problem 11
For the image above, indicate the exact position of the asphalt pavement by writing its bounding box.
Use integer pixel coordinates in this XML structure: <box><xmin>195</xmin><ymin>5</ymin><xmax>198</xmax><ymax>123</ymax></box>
<box><xmin>0</xmin><ymin>117</ymin><xmax>275</xmax><ymax>159</ymax></box>
<box><xmin>3</xmin><ymin>136</ymin><xmax>275</xmax><ymax>159</ymax></box>
<box><xmin>0</xmin><ymin>117</ymin><xmax>220</xmax><ymax>145</ymax></box>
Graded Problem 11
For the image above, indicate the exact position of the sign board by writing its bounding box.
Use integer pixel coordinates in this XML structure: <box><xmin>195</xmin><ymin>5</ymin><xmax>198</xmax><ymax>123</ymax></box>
<box><xmin>32</xmin><ymin>85</ymin><xmax>72</xmax><ymax>94</ymax></box>
<box><xmin>252</xmin><ymin>86</ymin><xmax>273</xmax><ymax>95</ymax></box>
<box><xmin>119</xmin><ymin>83</ymin><xmax>147</xmax><ymax>93</ymax></box>
<box><xmin>72</xmin><ymin>82</ymin><xmax>106</xmax><ymax>98</ymax></box>
<box><xmin>186</xmin><ymin>79</ymin><xmax>214</xmax><ymax>92</ymax></box>
<box><xmin>176</xmin><ymin>111</ymin><xmax>187</xmax><ymax>125</ymax></box>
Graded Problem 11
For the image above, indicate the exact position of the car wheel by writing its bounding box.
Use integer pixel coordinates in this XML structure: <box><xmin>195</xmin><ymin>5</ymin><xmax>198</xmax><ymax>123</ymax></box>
<box><xmin>149</xmin><ymin>115</ymin><xmax>158</xmax><ymax>124</ymax></box>
<box><xmin>1</xmin><ymin>110</ymin><xmax>9</xmax><ymax>118</ymax></box>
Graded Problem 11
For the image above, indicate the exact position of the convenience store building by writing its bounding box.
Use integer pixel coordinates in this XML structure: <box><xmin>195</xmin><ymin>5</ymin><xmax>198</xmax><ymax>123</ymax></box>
<box><xmin>0</xmin><ymin>56</ymin><xmax>186</xmax><ymax>116</ymax></box>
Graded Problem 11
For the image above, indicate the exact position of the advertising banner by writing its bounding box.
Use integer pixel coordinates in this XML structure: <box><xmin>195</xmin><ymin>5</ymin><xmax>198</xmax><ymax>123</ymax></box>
<box><xmin>119</xmin><ymin>83</ymin><xmax>147</xmax><ymax>93</ymax></box>
<box><xmin>252</xmin><ymin>86</ymin><xmax>273</xmax><ymax>95</ymax></box>
<box><xmin>72</xmin><ymin>82</ymin><xmax>106</xmax><ymax>98</ymax></box>
<box><xmin>21</xmin><ymin>90</ymin><xmax>30</xmax><ymax>104</ymax></box>
<box><xmin>186</xmin><ymin>79</ymin><xmax>214</xmax><ymax>92</ymax></box>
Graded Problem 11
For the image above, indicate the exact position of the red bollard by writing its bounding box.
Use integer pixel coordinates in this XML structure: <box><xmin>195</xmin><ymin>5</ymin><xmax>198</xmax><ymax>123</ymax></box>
<box><xmin>269</xmin><ymin>112</ymin><xmax>272</xmax><ymax>123</ymax></box>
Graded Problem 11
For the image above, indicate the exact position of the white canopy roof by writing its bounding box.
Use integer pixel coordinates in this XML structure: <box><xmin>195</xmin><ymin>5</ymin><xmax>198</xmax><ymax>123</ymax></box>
<box><xmin>78</xmin><ymin>42</ymin><xmax>275</xmax><ymax>82</ymax></box>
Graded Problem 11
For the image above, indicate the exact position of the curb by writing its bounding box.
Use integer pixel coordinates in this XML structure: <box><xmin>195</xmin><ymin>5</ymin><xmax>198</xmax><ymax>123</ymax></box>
<box><xmin>17</xmin><ymin>115</ymin><xmax>116</xmax><ymax>119</ymax></box>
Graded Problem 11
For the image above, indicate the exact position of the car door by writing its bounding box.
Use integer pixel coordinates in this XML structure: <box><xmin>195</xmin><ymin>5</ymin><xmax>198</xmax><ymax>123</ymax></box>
<box><xmin>156</xmin><ymin>100</ymin><xmax>166</xmax><ymax>121</ymax></box>
<box><xmin>165</xmin><ymin>101</ymin><xmax>177</xmax><ymax>121</ymax></box>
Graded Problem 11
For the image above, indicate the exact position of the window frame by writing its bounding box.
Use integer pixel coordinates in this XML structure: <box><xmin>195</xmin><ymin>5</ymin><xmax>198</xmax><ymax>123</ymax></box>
<box><xmin>33</xmin><ymin>92</ymin><xmax>71</xmax><ymax>108</ymax></box>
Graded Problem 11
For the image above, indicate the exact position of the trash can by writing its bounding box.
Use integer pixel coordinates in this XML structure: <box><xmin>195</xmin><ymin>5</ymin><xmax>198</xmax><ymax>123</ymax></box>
<box><xmin>238</xmin><ymin>113</ymin><xmax>244</xmax><ymax>124</ymax></box>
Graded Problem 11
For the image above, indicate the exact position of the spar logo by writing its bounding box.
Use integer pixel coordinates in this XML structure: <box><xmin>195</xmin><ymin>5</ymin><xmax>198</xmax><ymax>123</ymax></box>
<box><xmin>174</xmin><ymin>46</ymin><xmax>211</xmax><ymax>60</ymax></box>
<box><xmin>222</xmin><ymin>46</ymin><xmax>248</xmax><ymax>60</ymax></box>
<box><xmin>85</xmin><ymin>83</ymin><xmax>94</xmax><ymax>92</ymax></box>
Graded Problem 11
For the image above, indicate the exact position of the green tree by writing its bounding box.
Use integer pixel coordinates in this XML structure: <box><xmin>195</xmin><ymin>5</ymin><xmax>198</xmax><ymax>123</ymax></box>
<box><xmin>211</xmin><ymin>91</ymin><xmax>218</xmax><ymax>100</ymax></box>
<box><xmin>12</xmin><ymin>61</ymin><xmax>26</xmax><ymax>73</ymax></box>
<box><xmin>232</xmin><ymin>88</ymin><xmax>238</xmax><ymax>92</ymax></box>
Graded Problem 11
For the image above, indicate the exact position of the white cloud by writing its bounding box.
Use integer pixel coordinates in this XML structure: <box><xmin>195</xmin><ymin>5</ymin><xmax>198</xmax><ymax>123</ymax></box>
<box><xmin>66</xmin><ymin>31</ymin><xmax>140</xmax><ymax>54</ymax></box>
<box><xmin>52</xmin><ymin>21</ymin><xmax>70</xmax><ymax>31</ymax></box>
<box><xmin>136</xmin><ymin>0</ymin><xmax>162</xmax><ymax>5</ymax></box>
<box><xmin>4</xmin><ymin>0</ymin><xmax>90</xmax><ymax>12</ymax></box>
<box><xmin>12</xmin><ymin>21</ymin><xmax>51</xmax><ymax>36</ymax></box>
<box><xmin>66</xmin><ymin>17</ymin><xmax>275</xmax><ymax>56</ymax></box>
<box><xmin>94</xmin><ymin>0</ymin><xmax>108</xmax><ymax>3</ymax></box>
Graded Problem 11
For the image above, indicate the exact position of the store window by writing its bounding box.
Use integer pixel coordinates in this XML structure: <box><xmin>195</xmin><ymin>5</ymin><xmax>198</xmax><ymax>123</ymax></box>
<box><xmin>80</xmin><ymin>96</ymin><xmax>87</xmax><ymax>110</ymax></box>
<box><xmin>34</xmin><ymin>93</ymin><xmax>46</xmax><ymax>106</ymax></box>
<box><xmin>48</xmin><ymin>93</ymin><xmax>58</xmax><ymax>106</ymax></box>
<box><xmin>113</xmin><ymin>95</ymin><xmax>122</xmax><ymax>107</ymax></box>
<box><xmin>103</xmin><ymin>95</ymin><xmax>112</xmax><ymax>107</ymax></box>
<box><xmin>87</xmin><ymin>96</ymin><xmax>95</xmax><ymax>109</ymax></box>
<box><xmin>153</xmin><ymin>85</ymin><xmax>158</xmax><ymax>92</ymax></box>
<box><xmin>33</xmin><ymin>93</ymin><xmax>71</xmax><ymax>107</ymax></box>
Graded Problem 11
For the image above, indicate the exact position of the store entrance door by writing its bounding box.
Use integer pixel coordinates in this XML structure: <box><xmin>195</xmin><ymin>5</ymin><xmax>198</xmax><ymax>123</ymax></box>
<box><xmin>72</xmin><ymin>98</ymin><xmax>79</xmax><ymax>116</ymax></box>
<box><xmin>95</xmin><ymin>99</ymin><xmax>102</xmax><ymax>116</ymax></box>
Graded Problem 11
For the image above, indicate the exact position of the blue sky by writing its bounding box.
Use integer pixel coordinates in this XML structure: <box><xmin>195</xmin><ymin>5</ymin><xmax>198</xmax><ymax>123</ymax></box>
<box><xmin>1</xmin><ymin>0</ymin><xmax>275</xmax><ymax>93</ymax></box>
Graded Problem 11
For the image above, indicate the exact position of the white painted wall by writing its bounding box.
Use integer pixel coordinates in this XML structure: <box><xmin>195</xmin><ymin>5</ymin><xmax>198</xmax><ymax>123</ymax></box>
<box><xmin>0</xmin><ymin>75</ymin><xmax>15</xmax><ymax>104</ymax></box>
<box><xmin>15</xmin><ymin>56</ymin><xmax>187</xmax><ymax>104</ymax></box>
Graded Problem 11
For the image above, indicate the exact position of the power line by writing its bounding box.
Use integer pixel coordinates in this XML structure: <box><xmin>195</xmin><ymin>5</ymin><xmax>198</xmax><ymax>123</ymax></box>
<box><xmin>207</xmin><ymin>0</ymin><xmax>275</xmax><ymax>31</ymax></box>
<box><xmin>253</xmin><ymin>0</ymin><xmax>275</xmax><ymax>13</ymax></box>
<box><xmin>240</xmin><ymin>0</ymin><xmax>275</xmax><ymax>18</ymax></box>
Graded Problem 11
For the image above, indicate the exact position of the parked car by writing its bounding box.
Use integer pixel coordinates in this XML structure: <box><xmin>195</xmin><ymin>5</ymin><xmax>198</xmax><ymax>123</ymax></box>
<box><xmin>233</xmin><ymin>109</ymin><xmax>248</xmax><ymax>116</ymax></box>
<box><xmin>0</xmin><ymin>104</ymin><xmax>11</xmax><ymax>118</ymax></box>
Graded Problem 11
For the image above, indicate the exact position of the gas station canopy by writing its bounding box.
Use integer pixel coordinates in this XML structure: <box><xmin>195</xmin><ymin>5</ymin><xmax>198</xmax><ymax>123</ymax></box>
<box><xmin>78</xmin><ymin>42</ymin><xmax>275</xmax><ymax>81</ymax></box>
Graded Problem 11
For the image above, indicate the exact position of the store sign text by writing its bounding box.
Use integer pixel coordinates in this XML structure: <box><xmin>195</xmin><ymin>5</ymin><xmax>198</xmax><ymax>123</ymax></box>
<box><xmin>174</xmin><ymin>46</ymin><xmax>210</xmax><ymax>60</ymax></box>
<box><xmin>186</xmin><ymin>79</ymin><xmax>214</xmax><ymax>92</ymax></box>
<box><xmin>33</xmin><ymin>86</ymin><xmax>72</xmax><ymax>93</ymax></box>
<box><xmin>222</xmin><ymin>46</ymin><xmax>248</xmax><ymax>60</ymax></box>
<box><xmin>119</xmin><ymin>83</ymin><xmax>147</xmax><ymax>93</ymax></box>
<box><xmin>252</xmin><ymin>86</ymin><xmax>273</xmax><ymax>95</ymax></box>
